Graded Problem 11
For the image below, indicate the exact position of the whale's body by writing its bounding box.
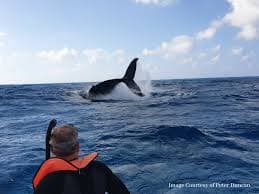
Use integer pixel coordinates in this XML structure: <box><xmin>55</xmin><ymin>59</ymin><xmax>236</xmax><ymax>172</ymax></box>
<box><xmin>87</xmin><ymin>58</ymin><xmax>144</xmax><ymax>99</ymax></box>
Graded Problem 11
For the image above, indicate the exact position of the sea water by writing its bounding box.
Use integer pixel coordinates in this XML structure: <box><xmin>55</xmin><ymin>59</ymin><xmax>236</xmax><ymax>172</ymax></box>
<box><xmin>0</xmin><ymin>77</ymin><xmax>259</xmax><ymax>194</ymax></box>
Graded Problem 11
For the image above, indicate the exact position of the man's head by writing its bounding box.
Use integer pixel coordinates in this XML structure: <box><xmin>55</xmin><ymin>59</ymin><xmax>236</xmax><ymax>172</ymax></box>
<box><xmin>49</xmin><ymin>124</ymin><xmax>79</xmax><ymax>160</ymax></box>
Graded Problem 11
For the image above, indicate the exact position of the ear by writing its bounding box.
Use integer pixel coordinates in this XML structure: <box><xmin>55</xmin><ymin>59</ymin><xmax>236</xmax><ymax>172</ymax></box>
<box><xmin>50</xmin><ymin>145</ymin><xmax>56</xmax><ymax>156</ymax></box>
<box><xmin>76</xmin><ymin>142</ymin><xmax>80</xmax><ymax>152</ymax></box>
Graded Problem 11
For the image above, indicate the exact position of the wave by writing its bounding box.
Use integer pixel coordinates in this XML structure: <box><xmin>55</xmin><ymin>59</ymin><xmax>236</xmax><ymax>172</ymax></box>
<box><xmin>154</xmin><ymin>125</ymin><xmax>207</xmax><ymax>141</ymax></box>
<box><xmin>134</xmin><ymin>125</ymin><xmax>207</xmax><ymax>143</ymax></box>
<box><xmin>97</xmin><ymin>125</ymin><xmax>207</xmax><ymax>144</ymax></box>
<box><xmin>202</xmin><ymin>152</ymin><xmax>259</xmax><ymax>168</ymax></box>
<box><xmin>222</xmin><ymin>94</ymin><xmax>249</xmax><ymax>101</ymax></box>
<box><xmin>209</xmin><ymin>139</ymin><xmax>248</xmax><ymax>151</ymax></box>
<box><xmin>222</xmin><ymin>123</ymin><xmax>259</xmax><ymax>140</ymax></box>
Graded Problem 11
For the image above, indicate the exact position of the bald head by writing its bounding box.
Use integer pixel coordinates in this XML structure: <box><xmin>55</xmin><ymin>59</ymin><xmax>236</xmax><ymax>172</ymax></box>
<box><xmin>49</xmin><ymin>124</ymin><xmax>79</xmax><ymax>158</ymax></box>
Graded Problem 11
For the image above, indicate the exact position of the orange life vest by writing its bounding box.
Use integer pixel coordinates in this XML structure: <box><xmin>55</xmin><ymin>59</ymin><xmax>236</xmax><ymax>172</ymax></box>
<box><xmin>33</xmin><ymin>152</ymin><xmax>98</xmax><ymax>189</ymax></box>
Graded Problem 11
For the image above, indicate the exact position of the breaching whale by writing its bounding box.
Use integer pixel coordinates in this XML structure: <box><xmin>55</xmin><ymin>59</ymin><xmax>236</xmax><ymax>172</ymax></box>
<box><xmin>87</xmin><ymin>58</ymin><xmax>144</xmax><ymax>99</ymax></box>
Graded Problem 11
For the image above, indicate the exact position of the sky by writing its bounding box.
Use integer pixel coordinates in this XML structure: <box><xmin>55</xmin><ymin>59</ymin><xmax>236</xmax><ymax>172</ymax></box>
<box><xmin>0</xmin><ymin>0</ymin><xmax>259</xmax><ymax>84</ymax></box>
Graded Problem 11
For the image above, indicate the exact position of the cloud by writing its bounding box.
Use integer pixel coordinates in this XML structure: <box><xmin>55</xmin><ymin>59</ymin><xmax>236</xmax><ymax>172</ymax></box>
<box><xmin>211</xmin><ymin>54</ymin><xmax>220</xmax><ymax>64</ymax></box>
<box><xmin>0</xmin><ymin>47</ymin><xmax>128</xmax><ymax>84</ymax></box>
<box><xmin>198</xmin><ymin>52</ymin><xmax>207</xmax><ymax>59</ymax></box>
<box><xmin>143</xmin><ymin>35</ymin><xmax>193</xmax><ymax>60</ymax></box>
<box><xmin>37</xmin><ymin>48</ymin><xmax>78</xmax><ymax>63</ymax></box>
<box><xmin>0</xmin><ymin>32</ymin><xmax>8</xmax><ymax>37</ymax></box>
<box><xmin>0</xmin><ymin>32</ymin><xmax>8</xmax><ymax>47</ymax></box>
<box><xmin>82</xmin><ymin>48</ymin><xmax>125</xmax><ymax>64</ymax></box>
<box><xmin>196</xmin><ymin>0</ymin><xmax>259</xmax><ymax>41</ymax></box>
<box><xmin>232</xmin><ymin>47</ymin><xmax>243</xmax><ymax>55</ymax></box>
<box><xmin>135</xmin><ymin>0</ymin><xmax>176</xmax><ymax>6</ymax></box>
<box><xmin>212</xmin><ymin>44</ymin><xmax>221</xmax><ymax>52</ymax></box>
<box><xmin>239</xmin><ymin>51</ymin><xmax>255</xmax><ymax>62</ymax></box>
<box><xmin>223</xmin><ymin>0</ymin><xmax>259</xmax><ymax>40</ymax></box>
<box><xmin>37</xmin><ymin>47</ymin><xmax>125</xmax><ymax>65</ymax></box>
<box><xmin>197</xmin><ymin>20</ymin><xmax>223</xmax><ymax>40</ymax></box>
<box><xmin>82</xmin><ymin>48</ymin><xmax>107</xmax><ymax>64</ymax></box>
<box><xmin>181</xmin><ymin>57</ymin><xmax>193</xmax><ymax>64</ymax></box>
<box><xmin>241</xmin><ymin>54</ymin><xmax>250</xmax><ymax>61</ymax></box>
<box><xmin>230</xmin><ymin>48</ymin><xmax>255</xmax><ymax>62</ymax></box>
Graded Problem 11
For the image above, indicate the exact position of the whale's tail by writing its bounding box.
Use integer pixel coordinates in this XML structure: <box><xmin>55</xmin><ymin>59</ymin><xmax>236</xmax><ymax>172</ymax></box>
<box><xmin>122</xmin><ymin>58</ymin><xmax>138</xmax><ymax>80</ymax></box>
<box><xmin>122</xmin><ymin>58</ymin><xmax>144</xmax><ymax>97</ymax></box>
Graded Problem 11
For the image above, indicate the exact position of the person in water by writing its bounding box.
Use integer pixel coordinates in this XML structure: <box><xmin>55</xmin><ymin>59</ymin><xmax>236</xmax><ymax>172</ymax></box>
<box><xmin>33</xmin><ymin>124</ymin><xmax>130</xmax><ymax>194</ymax></box>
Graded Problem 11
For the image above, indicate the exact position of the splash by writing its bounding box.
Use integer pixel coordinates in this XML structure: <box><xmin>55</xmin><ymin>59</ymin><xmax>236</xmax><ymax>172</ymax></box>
<box><xmin>134</xmin><ymin>59</ymin><xmax>152</xmax><ymax>98</ymax></box>
<box><xmin>95</xmin><ymin>83</ymin><xmax>141</xmax><ymax>100</ymax></box>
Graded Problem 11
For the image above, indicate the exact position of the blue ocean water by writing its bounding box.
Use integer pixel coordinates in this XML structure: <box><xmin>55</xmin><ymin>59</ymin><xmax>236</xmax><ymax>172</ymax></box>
<box><xmin>0</xmin><ymin>77</ymin><xmax>259</xmax><ymax>194</ymax></box>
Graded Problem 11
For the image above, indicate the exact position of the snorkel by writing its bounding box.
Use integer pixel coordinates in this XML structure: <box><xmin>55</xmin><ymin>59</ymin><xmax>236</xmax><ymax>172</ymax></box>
<box><xmin>45</xmin><ymin>119</ymin><xmax>57</xmax><ymax>160</ymax></box>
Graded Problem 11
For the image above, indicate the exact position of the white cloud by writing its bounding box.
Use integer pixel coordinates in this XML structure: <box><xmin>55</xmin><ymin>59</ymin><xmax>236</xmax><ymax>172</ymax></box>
<box><xmin>231</xmin><ymin>48</ymin><xmax>255</xmax><ymax>63</ymax></box>
<box><xmin>82</xmin><ymin>48</ymin><xmax>108</xmax><ymax>64</ymax></box>
<box><xmin>0</xmin><ymin>32</ymin><xmax>8</xmax><ymax>47</ymax></box>
<box><xmin>37</xmin><ymin>48</ymin><xmax>78</xmax><ymax>63</ymax></box>
<box><xmin>240</xmin><ymin>51</ymin><xmax>254</xmax><ymax>62</ymax></box>
<box><xmin>197</xmin><ymin>20</ymin><xmax>223</xmax><ymax>40</ymax></box>
<box><xmin>211</xmin><ymin>54</ymin><xmax>220</xmax><ymax>64</ymax></box>
<box><xmin>37</xmin><ymin>47</ymin><xmax>125</xmax><ymax>65</ymax></box>
<box><xmin>212</xmin><ymin>44</ymin><xmax>221</xmax><ymax>52</ymax></box>
<box><xmin>198</xmin><ymin>52</ymin><xmax>207</xmax><ymax>59</ymax></box>
<box><xmin>223</xmin><ymin>0</ymin><xmax>259</xmax><ymax>40</ymax></box>
<box><xmin>0</xmin><ymin>32</ymin><xmax>8</xmax><ymax>37</ymax></box>
<box><xmin>241</xmin><ymin>54</ymin><xmax>250</xmax><ymax>61</ymax></box>
<box><xmin>135</xmin><ymin>0</ymin><xmax>176</xmax><ymax>6</ymax></box>
<box><xmin>194</xmin><ymin>45</ymin><xmax>223</xmax><ymax>66</ymax></box>
<box><xmin>143</xmin><ymin>35</ymin><xmax>193</xmax><ymax>60</ymax></box>
<box><xmin>0</xmin><ymin>47</ymin><xmax>129</xmax><ymax>84</ymax></box>
<box><xmin>196</xmin><ymin>0</ymin><xmax>259</xmax><ymax>41</ymax></box>
<box><xmin>232</xmin><ymin>47</ymin><xmax>243</xmax><ymax>55</ymax></box>
<box><xmin>181</xmin><ymin>57</ymin><xmax>193</xmax><ymax>64</ymax></box>
<box><xmin>82</xmin><ymin>48</ymin><xmax>125</xmax><ymax>65</ymax></box>
<box><xmin>142</xmin><ymin>48</ymin><xmax>156</xmax><ymax>56</ymax></box>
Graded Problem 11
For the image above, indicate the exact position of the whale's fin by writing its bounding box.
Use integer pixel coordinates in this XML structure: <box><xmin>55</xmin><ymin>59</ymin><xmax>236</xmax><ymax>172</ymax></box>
<box><xmin>124</xmin><ymin>80</ymin><xmax>144</xmax><ymax>97</ymax></box>
<box><xmin>122</xmin><ymin>58</ymin><xmax>144</xmax><ymax>97</ymax></box>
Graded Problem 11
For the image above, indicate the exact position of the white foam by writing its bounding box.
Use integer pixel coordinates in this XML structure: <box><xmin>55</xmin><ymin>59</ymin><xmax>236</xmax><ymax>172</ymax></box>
<box><xmin>93</xmin><ymin>83</ymin><xmax>141</xmax><ymax>100</ymax></box>
<box><xmin>135</xmin><ymin>59</ymin><xmax>152</xmax><ymax>97</ymax></box>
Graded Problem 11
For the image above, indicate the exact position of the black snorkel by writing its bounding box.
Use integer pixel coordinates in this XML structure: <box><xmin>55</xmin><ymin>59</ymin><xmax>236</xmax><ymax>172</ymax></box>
<box><xmin>45</xmin><ymin>119</ymin><xmax>57</xmax><ymax>160</ymax></box>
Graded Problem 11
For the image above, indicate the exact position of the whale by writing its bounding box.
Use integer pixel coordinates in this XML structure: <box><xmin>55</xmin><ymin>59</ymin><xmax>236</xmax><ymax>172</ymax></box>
<box><xmin>85</xmin><ymin>58</ymin><xmax>144</xmax><ymax>99</ymax></box>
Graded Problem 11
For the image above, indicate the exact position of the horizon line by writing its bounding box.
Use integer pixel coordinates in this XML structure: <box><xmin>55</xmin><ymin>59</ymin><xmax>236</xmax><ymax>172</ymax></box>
<box><xmin>0</xmin><ymin>75</ymin><xmax>259</xmax><ymax>86</ymax></box>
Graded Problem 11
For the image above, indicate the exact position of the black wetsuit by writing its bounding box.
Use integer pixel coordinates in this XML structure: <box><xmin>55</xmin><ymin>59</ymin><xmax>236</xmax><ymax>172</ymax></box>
<box><xmin>34</xmin><ymin>160</ymin><xmax>130</xmax><ymax>194</ymax></box>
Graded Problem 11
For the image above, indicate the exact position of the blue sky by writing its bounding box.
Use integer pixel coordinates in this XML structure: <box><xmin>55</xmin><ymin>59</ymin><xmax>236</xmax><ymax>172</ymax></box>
<box><xmin>0</xmin><ymin>0</ymin><xmax>259</xmax><ymax>84</ymax></box>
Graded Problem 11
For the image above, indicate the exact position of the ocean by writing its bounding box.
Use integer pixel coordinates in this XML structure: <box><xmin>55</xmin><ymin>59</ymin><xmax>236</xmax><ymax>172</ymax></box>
<box><xmin>0</xmin><ymin>77</ymin><xmax>259</xmax><ymax>194</ymax></box>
